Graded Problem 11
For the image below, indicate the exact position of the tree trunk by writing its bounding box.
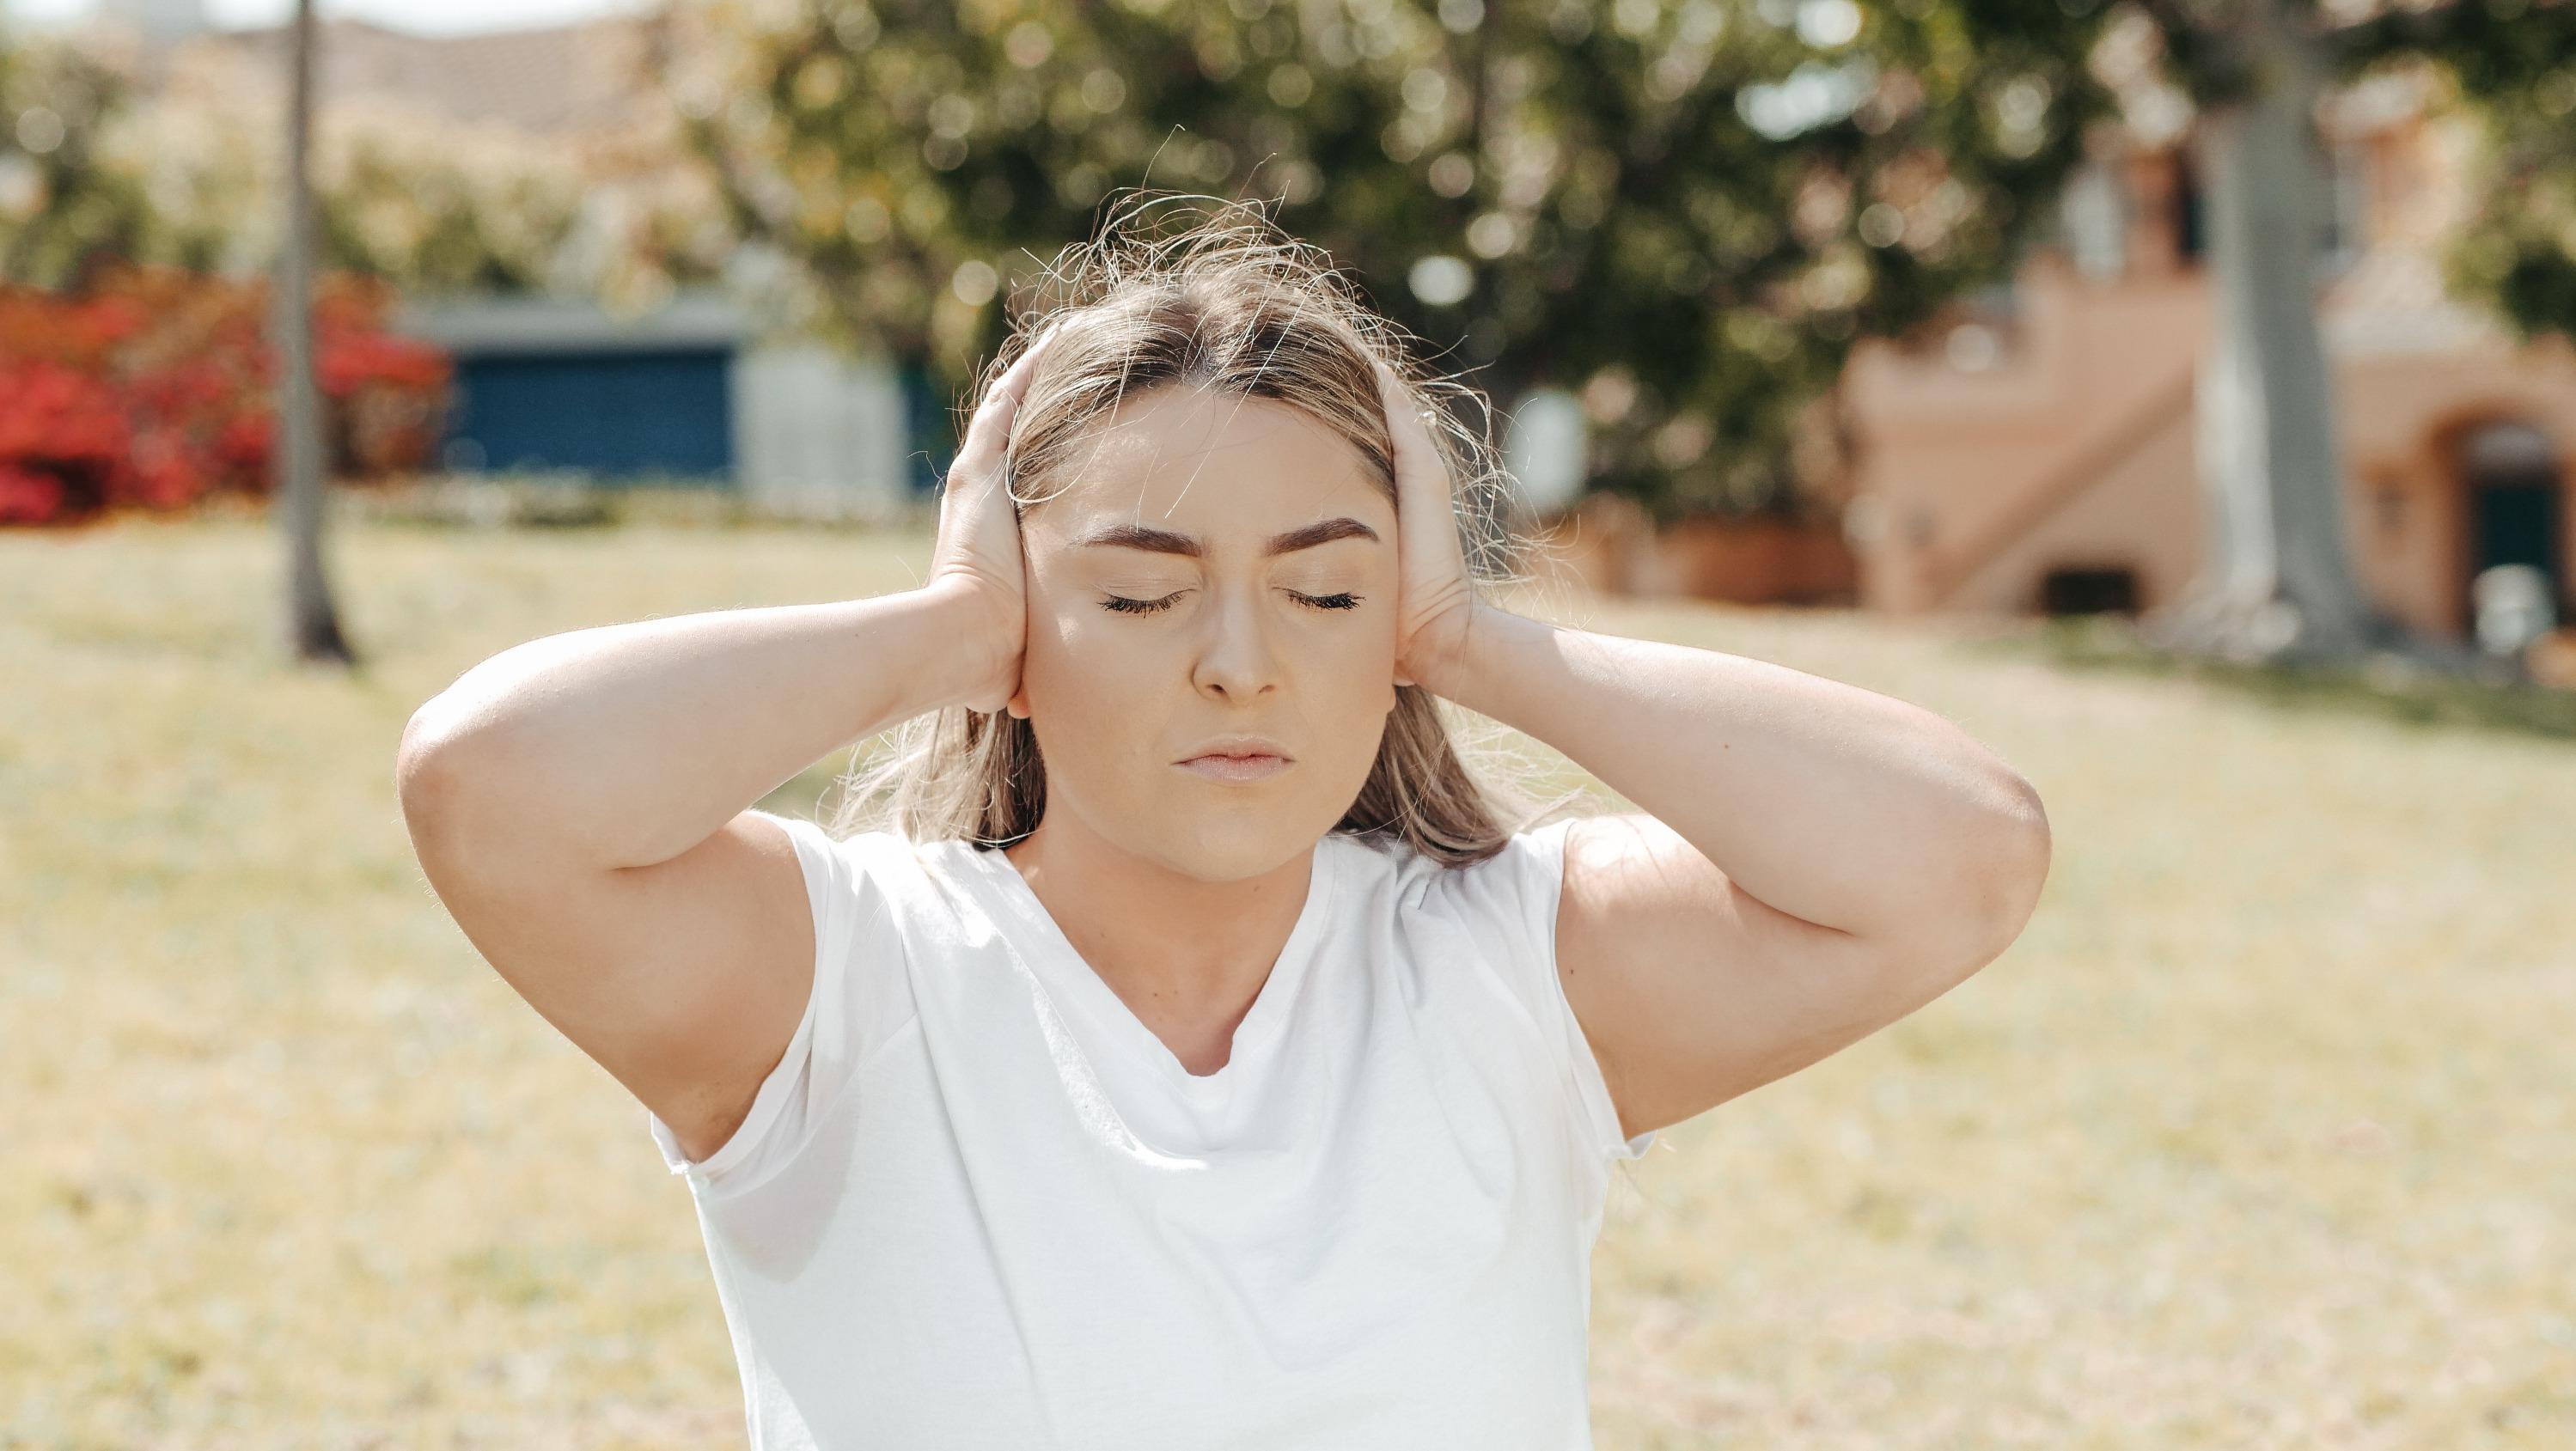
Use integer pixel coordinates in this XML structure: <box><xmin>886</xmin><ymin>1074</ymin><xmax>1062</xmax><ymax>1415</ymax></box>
<box><xmin>277</xmin><ymin>0</ymin><xmax>354</xmax><ymax>667</ymax></box>
<box><xmin>2152</xmin><ymin>0</ymin><xmax>2390</xmax><ymax>663</ymax></box>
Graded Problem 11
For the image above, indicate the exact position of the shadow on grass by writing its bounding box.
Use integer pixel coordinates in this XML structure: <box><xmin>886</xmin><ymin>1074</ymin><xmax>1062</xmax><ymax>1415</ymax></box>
<box><xmin>1964</xmin><ymin>614</ymin><xmax>2576</xmax><ymax>744</ymax></box>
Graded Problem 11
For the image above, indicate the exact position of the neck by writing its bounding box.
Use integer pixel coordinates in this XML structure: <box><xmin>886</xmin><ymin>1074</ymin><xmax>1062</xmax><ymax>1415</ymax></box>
<box><xmin>1001</xmin><ymin>822</ymin><xmax>1317</xmax><ymax>1047</ymax></box>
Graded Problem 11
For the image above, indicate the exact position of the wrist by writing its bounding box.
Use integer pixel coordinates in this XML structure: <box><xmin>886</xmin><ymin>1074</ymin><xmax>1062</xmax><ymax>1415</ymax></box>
<box><xmin>1409</xmin><ymin>599</ymin><xmax>1512</xmax><ymax>704</ymax></box>
<box><xmin>902</xmin><ymin>582</ymin><xmax>1021</xmax><ymax>713</ymax></box>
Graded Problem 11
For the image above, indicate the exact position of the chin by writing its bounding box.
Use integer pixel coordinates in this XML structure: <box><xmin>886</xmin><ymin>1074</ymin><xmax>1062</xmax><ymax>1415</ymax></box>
<box><xmin>1138</xmin><ymin>811</ymin><xmax>1317</xmax><ymax>881</ymax></box>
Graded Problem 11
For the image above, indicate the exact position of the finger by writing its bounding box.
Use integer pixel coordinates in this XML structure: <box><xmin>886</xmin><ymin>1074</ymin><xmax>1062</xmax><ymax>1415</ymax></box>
<box><xmin>1372</xmin><ymin>357</ymin><xmax>1439</xmax><ymax>472</ymax></box>
<box><xmin>953</xmin><ymin>321</ymin><xmax>1064</xmax><ymax>477</ymax></box>
<box><xmin>1371</xmin><ymin>356</ymin><xmax>1457</xmax><ymax>526</ymax></box>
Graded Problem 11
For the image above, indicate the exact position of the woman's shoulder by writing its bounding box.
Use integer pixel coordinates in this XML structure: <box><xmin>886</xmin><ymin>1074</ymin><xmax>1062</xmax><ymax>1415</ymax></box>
<box><xmin>1335</xmin><ymin>816</ymin><xmax>1582</xmax><ymax>873</ymax></box>
<box><xmin>770</xmin><ymin>814</ymin><xmax>961</xmax><ymax>869</ymax></box>
<box><xmin>748</xmin><ymin>813</ymin><xmax>976</xmax><ymax>930</ymax></box>
<box><xmin>1329</xmin><ymin>816</ymin><xmax>1584</xmax><ymax>918</ymax></box>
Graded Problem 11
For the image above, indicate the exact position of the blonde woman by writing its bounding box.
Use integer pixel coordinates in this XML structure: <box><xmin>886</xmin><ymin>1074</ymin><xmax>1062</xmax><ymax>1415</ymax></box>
<box><xmin>395</xmin><ymin>202</ymin><xmax>2051</xmax><ymax>1448</ymax></box>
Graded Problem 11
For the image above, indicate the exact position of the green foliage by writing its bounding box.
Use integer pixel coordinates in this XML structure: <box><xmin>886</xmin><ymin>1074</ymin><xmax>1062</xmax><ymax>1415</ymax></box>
<box><xmin>2387</xmin><ymin>2</ymin><xmax>2576</xmax><ymax>347</ymax></box>
<box><xmin>669</xmin><ymin>0</ymin><xmax>2117</xmax><ymax>520</ymax></box>
<box><xmin>314</xmin><ymin>127</ymin><xmax>586</xmax><ymax>294</ymax></box>
<box><xmin>2138</xmin><ymin>0</ymin><xmax>2576</xmax><ymax>346</ymax></box>
<box><xmin>0</xmin><ymin>23</ymin><xmax>724</xmax><ymax>307</ymax></box>
<box><xmin>2441</xmin><ymin>72</ymin><xmax>2576</xmax><ymax>348</ymax></box>
<box><xmin>0</xmin><ymin>35</ymin><xmax>162</xmax><ymax>290</ymax></box>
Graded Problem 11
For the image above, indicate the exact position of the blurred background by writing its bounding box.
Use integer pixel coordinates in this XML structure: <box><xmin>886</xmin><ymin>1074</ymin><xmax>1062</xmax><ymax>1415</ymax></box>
<box><xmin>3</xmin><ymin>0</ymin><xmax>2572</xmax><ymax>1446</ymax></box>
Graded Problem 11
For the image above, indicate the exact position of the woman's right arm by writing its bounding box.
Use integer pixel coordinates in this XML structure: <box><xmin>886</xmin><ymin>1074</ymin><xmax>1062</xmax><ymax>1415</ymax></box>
<box><xmin>395</xmin><ymin>323</ymin><xmax>1059</xmax><ymax>1166</ymax></box>
<box><xmin>394</xmin><ymin>582</ymin><xmax>1009</xmax><ymax>1165</ymax></box>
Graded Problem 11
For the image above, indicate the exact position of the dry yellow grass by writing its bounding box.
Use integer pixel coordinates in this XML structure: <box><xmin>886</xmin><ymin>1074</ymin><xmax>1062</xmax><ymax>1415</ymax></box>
<box><xmin>3</xmin><ymin>507</ymin><xmax>2569</xmax><ymax>1448</ymax></box>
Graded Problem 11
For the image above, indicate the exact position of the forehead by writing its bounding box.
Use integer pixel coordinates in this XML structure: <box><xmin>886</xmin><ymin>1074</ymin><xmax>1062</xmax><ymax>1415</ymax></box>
<box><xmin>1023</xmin><ymin>385</ymin><xmax>1380</xmax><ymax>543</ymax></box>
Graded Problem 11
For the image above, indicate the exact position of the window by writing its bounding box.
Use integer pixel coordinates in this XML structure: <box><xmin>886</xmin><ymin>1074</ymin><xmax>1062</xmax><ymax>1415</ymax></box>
<box><xmin>2317</xmin><ymin>139</ymin><xmax>2371</xmax><ymax>276</ymax></box>
<box><xmin>2058</xmin><ymin>159</ymin><xmax>2129</xmax><ymax>281</ymax></box>
<box><xmin>2173</xmin><ymin>154</ymin><xmax>2204</xmax><ymax>265</ymax></box>
<box><xmin>2165</xmin><ymin>139</ymin><xmax>2366</xmax><ymax>275</ymax></box>
<box><xmin>2039</xmin><ymin>564</ymin><xmax>2142</xmax><ymax>617</ymax></box>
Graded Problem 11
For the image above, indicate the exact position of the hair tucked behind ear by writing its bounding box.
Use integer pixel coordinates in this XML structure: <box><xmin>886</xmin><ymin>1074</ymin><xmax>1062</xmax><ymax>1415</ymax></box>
<box><xmin>821</xmin><ymin>191</ymin><xmax>1586</xmax><ymax>867</ymax></box>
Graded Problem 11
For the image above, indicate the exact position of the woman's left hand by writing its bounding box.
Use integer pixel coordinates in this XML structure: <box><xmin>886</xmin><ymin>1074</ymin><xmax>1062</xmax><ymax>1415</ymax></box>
<box><xmin>1371</xmin><ymin>357</ymin><xmax>1483</xmax><ymax>694</ymax></box>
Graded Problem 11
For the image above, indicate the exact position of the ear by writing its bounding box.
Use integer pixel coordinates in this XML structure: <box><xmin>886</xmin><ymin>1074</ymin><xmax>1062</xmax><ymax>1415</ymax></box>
<box><xmin>1006</xmin><ymin>685</ymin><xmax>1031</xmax><ymax>719</ymax></box>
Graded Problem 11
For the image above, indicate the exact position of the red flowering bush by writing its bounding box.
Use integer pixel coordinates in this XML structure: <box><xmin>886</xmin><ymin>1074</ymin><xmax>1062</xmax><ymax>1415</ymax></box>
<box><xmin>0</xmin><ymin>266</ymin><xmax>450</xmax><ymax>526</ymax></box>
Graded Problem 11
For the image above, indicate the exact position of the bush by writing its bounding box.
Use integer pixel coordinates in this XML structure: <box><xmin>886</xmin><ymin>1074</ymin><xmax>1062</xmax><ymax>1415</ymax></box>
<box><xmin>0</xmin><ymin>265</ymin><xmax>449</xmax><ymax>526</ymax></box>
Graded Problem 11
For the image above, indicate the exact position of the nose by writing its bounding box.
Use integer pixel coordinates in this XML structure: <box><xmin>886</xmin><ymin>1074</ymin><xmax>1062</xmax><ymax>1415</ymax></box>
<box><xmin>1190</xmin><ymin>581</ymin><xmax>1282</xmax><ymax>702</ymax></box>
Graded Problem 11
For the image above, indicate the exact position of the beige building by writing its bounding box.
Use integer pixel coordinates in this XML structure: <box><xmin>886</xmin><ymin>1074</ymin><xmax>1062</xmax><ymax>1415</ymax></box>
<box><xmin>1840</xmin><ymin>70</ymin><xmax>2576</xmax><ymax>643</ymax></box>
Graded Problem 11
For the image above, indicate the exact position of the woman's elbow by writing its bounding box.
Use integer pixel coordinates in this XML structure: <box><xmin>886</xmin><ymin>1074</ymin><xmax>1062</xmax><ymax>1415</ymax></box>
<box><xmin>395</xmin><ymin>705</ymin><xmax>480</xmax><ymax>857</ymax></box>
<box><xmin>1964</xmin><ymin>771</ymin><xmax>2052</xmax><ymax>966</ymax></box>
<box><xmin>394</xmin><ymin>694</ymin><xmax>528</xmax><ymax>848</ymax></box>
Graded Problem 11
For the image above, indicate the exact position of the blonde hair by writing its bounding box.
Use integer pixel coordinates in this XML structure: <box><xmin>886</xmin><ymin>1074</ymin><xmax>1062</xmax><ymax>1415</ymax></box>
<box><xmin>824</xmin><ymin>192</ymin><xmax>1587</xmax><ymax>867</ymax></box>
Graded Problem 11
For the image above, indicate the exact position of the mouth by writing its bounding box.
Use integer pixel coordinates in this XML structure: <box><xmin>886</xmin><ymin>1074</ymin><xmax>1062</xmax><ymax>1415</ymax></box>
<box><xmin>1175</xmin><ymin>751</ymin><xmax>1291</xmax><ymax>783</ymax></box>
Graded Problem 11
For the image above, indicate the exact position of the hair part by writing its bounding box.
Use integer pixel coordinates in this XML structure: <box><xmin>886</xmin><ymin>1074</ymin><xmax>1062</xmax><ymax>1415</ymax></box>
<box><xmin>825</xmin><ymin>191</ymin><xmax>1586</xmax><ymax>867</ymax></box>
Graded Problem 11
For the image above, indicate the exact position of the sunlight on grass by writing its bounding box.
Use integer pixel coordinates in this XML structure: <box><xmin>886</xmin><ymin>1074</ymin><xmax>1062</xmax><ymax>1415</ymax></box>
<box><xmin>3</xmin><ymin>510</ymin><xmax>2569</xmax><ymax>1447</ymax></box>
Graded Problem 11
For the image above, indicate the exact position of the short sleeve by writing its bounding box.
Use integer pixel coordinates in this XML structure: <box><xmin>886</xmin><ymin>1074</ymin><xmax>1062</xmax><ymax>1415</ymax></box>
<box><xmin>643</xmin><ymin>809</ymin><xmax>916</xmax><ymax>1197</ymax></box>
<box><xmin>1432</xmin><ymin>817</ymin><xmax>1658</xmax><ymax>1167</ymax></box>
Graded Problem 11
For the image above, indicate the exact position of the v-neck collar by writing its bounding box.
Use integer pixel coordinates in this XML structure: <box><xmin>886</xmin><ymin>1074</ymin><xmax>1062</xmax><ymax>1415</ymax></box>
<box><xmin>953</xmin><ymin>832</ymin><xmax>1341</xmax><ymax>1098</ymax></box>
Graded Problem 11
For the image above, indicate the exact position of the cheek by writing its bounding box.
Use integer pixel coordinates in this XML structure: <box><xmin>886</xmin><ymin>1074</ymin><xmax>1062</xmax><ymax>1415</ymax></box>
<box><xmin>1023</xmin><ymin>620</ymin><xmax>1095</xmax><ymax>698</ymax></box>
<box><xmin>1019</xmin><ymin>598</ymin><xmax>1173</xmax><ymax>758</ymax></box>
<box><xmin>1322</xmin><ymin>633</ymin><xmax>1401</xmax><ymax>735</ymax></box>
<box><xmin>1322</xmin><ymin>587</ymin><xmax>1403</xmax><ymax>688</ymax></box>
<box><xmin>1032</xmin><ymin>589</ymin><xmax>1171</xmax><ymax>679</ymax></box>
<box><xmin>1328</xmin><ymin>607</ymin><xmax>1396</xmax><ymax>674</ymax></box>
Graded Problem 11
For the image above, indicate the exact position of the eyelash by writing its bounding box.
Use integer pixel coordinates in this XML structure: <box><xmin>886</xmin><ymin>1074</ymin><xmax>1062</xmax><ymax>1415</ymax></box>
<box><xmin>1101</xmin><ymin>590</ymin><xmax>1362</xmax><ymax>615</ymax></box>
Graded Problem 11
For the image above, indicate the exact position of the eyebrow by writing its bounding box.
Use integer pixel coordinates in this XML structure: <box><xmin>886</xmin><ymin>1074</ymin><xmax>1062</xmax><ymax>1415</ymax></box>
<box><xmin>1071</xmin><ymin>517</ymin><xmax>1382</xmax><ymax>558</ymax></box>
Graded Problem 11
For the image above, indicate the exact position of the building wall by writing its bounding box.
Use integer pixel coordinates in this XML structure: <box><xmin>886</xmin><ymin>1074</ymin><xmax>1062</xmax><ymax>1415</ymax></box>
<box><xmin>1940</xmin><ymin>387</ymin><xmax>2205</xmax><ymax>617</ymax></box>
<box><xmin>1840</xmin><ymin>105</ymin><xmax>2576</xmax><ymax>645</ymax></box>
<box><xmin>1524</xmin><ymin>493</ymin><xmax>1854</xmax><ymax>605</ymax></box>
<box><xmin>400</xmin><ymin>292</ymin><xmax>919</xmax><ymax>516</ymax></box>
<box><xmin>1844</xmin><ymin>253</ymin><xmax>2211</xmax><ymax>617</ymax></box>
<box><xmin>732</xmin><ymin>344</ymin><xmax>914</xmax><ymax>521</ymax></box>
<box><xmin>2338</xmin><ymin>342</ymin><xmax>2576</xmax><ymax>639</ymax></box>
<box><xmin>1852</xmin><ymin>272</ymin><xmax>2576</xmax><ymax>641</ymax></box>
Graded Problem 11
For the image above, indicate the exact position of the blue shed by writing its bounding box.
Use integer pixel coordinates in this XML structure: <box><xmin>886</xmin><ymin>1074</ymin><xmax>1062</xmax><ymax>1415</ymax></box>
<box><xmin>449</xmin><ymin>347</ymin><xmax>736</xmax><ymax>478</ymax></box>
<box><xmin>394</xmin><ymin>291</ymin><xmax>928</xmax><ymax>516</ymax></box>
<box><xmin>398</xmin><ymin>294</ymin><xmax>744</xmax><ymax>482</ymax></box>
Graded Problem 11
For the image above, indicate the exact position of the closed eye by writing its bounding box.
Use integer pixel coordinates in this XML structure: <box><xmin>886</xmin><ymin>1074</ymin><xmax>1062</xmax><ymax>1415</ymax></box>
<box><xmin>1100</xmin><ymin>590</ymin><xmax>1363</xmax><ymax>614</ymax></box>
<box><xmin>1100</xmin><ymin>593</ymin><xmax>1178</xmax><ymax>614</ymax></box>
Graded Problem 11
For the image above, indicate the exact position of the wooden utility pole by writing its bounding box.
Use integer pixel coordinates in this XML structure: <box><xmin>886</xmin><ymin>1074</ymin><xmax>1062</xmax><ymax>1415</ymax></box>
<box><xmin>277</xmin><ymin>0</ymin><xmax>355</xmax><ymax>665</ymax></box>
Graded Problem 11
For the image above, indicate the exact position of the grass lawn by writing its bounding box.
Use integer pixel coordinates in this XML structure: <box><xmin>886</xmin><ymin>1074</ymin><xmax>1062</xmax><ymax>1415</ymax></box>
<box><xmin>3</xmin><ymin>506</ymin><xmax>2570</xmax><ymax>1448</ymax></box>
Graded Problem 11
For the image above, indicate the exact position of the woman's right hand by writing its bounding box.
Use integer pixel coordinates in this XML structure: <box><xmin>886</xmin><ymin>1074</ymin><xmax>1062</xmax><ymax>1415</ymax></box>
<box><xmin>925</xmin><ymin>322</ymin><xmax>1060</xmax><ymax>716</ymax></box>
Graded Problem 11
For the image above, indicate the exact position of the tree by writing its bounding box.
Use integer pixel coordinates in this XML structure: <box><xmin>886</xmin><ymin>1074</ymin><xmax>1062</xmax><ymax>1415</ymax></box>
<box><xmin>2112</xmin><ymin>0</ymin><xmax>2576</xmax><ymax>663</ymax></box>
<box><xmin>661</xmin><ymin>0</ymin><xmax>2115</xmax><ymax>522</ymax></box>
<box><xmin>2133</xmin><ymin>0</ymin><xmax>2385</xmax><ymax>659</ymax></box>
<box><xmin>275</xmin><ymin>0</ymin><xmax>353</xmax><ymax>667</ymax></box>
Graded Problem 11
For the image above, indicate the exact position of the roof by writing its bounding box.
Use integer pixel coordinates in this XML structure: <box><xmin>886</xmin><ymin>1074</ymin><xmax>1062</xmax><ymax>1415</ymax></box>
<box><xmin>393</xmin><ymin>290</ymin><xmax>748</xmax><ymax>357</ymax></box>
<box><xmin>174</xmin><ymin>15</ymin><xmax>662</xmax><ymax>139</ymax></box>
<box><xmin>2323</xmin><ymin>247</ymin><xmax>2506</xmax><ymax>357</ymax></box>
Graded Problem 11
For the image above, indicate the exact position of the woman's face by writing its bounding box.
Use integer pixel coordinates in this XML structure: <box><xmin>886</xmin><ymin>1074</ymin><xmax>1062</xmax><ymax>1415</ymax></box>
<box><xmin>1006</xmin><ymin>383</ymin><xmax>1401</xmax><ymax>879</ymax></box>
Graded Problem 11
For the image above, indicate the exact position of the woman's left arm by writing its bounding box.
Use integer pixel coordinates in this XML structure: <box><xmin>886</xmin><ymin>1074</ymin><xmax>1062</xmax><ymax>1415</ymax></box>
<box><xmin>1419</xmin><ymin>607</ymin><xmax>2054</xmax><ymax>1139</ymax></box>
<box><xmin>1375</xmin><ymin>358</ymin><xmax>2051</xmax><ymax>1140</ymax></box>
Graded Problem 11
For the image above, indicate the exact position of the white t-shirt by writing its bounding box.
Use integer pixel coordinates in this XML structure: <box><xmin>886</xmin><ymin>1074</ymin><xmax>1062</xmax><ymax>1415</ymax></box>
<box><xmin>644</xmin><ymin>810</ymin><xmax>1658</xmax><ymax>1450</ymax></box>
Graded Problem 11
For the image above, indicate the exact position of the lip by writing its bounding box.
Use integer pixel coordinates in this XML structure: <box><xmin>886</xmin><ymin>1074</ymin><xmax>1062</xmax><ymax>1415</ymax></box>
<box><xmin>1177</xmin><ymin>753</ymin><xmax>1291</xmax><ymax>783</ymax></box>
<box><xmin>1175</xmin><ymin>735</ymin><xmax>1294</xmax><ymax>783</ymax></box>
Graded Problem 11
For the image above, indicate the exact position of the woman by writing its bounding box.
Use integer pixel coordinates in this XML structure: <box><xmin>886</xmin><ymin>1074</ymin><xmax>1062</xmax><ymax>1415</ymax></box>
<box><xmin>395</xmin><ymin>202</ymin><xmax>2051</xmax><ymax>1448</ymax></box>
